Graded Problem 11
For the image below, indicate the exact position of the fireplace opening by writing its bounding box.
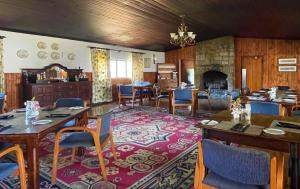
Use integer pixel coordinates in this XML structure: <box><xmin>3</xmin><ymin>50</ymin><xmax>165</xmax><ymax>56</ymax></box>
<box><xmin>203</xmin><ymin>70</ymin><xmax>228</xmax><ymax>89</ymax></box>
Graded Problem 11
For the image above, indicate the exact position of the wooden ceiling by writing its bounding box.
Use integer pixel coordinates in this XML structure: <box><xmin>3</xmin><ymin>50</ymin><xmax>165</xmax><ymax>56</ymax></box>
<box><xmin>1</xmin><ymin>0</ymin><xmax>300</xmax><ymax>51</ymax></box>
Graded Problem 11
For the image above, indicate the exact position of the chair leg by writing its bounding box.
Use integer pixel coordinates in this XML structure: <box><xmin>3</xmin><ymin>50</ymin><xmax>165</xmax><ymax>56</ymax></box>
<box><xmin>95</xmin><ymin>143</ymin><xmax>107</xmax><ymax>181</ymax></box>
<box><xmin>15</xmin><ymin>145</ymin><xmax>27</xmax><ymax>189</ymax></box>
<box><xmin>173</xmin><ymin>106</ymin><xmax>176</xmax><ymax>115</ymax></box>
<box><xmin>51</xmin><ymin>138</ymin><xmax>61</xmax><ymax>184</ymax></box>
<box><xmin>71</xmin><ymin>148</ymin><xmax>76</xmax><ymax>162</ymax></box>
<box><xmin>208</xmin><ymin>98</ymin><xmax>211</xmax><ymax>110</ymax></box>
<box><xmin>110</xmin><ymin>136</ymin><xmax>117</xmax><ymax>160</ymax></box>
<box><xmin>119</xmin><ymin>97</ymin><xmax>121</xmax><ymax>108</ymax></box>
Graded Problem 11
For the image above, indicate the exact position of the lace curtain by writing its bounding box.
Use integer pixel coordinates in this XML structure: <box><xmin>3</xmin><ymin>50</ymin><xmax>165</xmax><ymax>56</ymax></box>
<box><xmin>0</xmin><ymin>37</ymin><xmax>4</xmax><ymax>92</ymax></box>
<box><xmin>90</xmin><ymin>48</ymin><xmax>112</xmax><ymax>103</ymax></box>
<box><xmin>132</xmin><ymin>53</ymin><xmax>144</xmax><ymax>83</ymax></box>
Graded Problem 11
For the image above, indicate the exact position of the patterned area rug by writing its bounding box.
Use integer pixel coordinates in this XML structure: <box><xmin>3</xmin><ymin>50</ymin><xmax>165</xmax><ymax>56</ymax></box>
<box><xmin>0</xmin><ymin>106</ymin><xmax>211</xmax><ymax>189</ymax></box>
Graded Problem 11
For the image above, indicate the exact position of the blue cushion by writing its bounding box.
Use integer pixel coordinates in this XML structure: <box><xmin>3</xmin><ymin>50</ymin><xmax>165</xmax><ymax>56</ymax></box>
<box><xmin>250</xmin><ymin>101</ymin><xmax>279</xmax><ymax>116</ymax></box>
<box><xmin>203</xmin><ymin>171</ymin><xmax>269</xmax><ymax>189</ymax></box>
<box><xmin>56</xmin><ymin>98</ymin><xmax>84</xmax><ymax>108</ymax></box>
<box><xmin>174</xmin><ymin>89</ymin><xmax>192</xmax><ymax>100</ymax></box>
<box><xmin>202</xmin><ymin>139</ymin><xmax>270</xmax><ymax>185</ymax></box>
<box><xmin>175</xmin><ymin>99</ymin><xmax>192</xmax><ymax>104</ymax></box>
<box><xmin>119</xmin><ymin>85</ymin><xmax>134</xmax><ymax>95</ymax></box>
<box><xmin>0</xmin><ymin>163</ymin><xmax>18</xmax><ymax>179</ymax></box>
<box><xmin>63</xmin><ymin>119</ymin><xmax>76</xmax><ymax>127</ymax></box>
<box><xmin>229</xmin><ymin>89</ymin><xmax>241</xmax><ymax>100</ymax></box>
<box><xmin>0</xmin><ymin>93</ymin><xmax>5</xmax><ymax>98</ymax></box>
<box><xmin>60</xmin><ymin>132</ymin><xmax>109</xmax><ymax>149</ymax></box>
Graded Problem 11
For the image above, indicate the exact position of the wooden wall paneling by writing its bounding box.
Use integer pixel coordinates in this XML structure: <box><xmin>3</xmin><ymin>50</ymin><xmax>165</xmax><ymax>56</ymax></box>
<box><xmin>84</xmin><ymin>72</ymin><xmax>93</xmax><ymax>81</ymax></box>
<box><xmin>235</xmin><ymin>38</ymin><xmax>300</xmax><ymax>92</ymax></box>
<box><xmin>165</xmin><ymin>46</ymin><xmax>196</xmax><ymax>64</ymax></box>
<box><xmin>143</xmin><ymin>72</ymin><xmax>156</xmax><ymax>84</ymax></box>
<box><xmin>5</xmin><ymin>73</ymin><xmax>22</xmax><ymax>111</ymax></box>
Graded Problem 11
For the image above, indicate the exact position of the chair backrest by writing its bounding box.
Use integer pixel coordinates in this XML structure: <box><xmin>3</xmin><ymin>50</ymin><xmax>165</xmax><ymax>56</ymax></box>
<box><xmin>55</xmin><ymin>98</ymin><xmax>84</xmax><ymax>108</ymax></box>
<box><xmin>250</xmin><ymin>101</ymin><xmax>280</xmax><ymax>116</ymax></box>
<box><xmin>0</xmin><ymin>93</ymin><xmax>6</xmax><ymax>113</ymax></box>
<box><xmin>229</xmin><ymin>89</ymin><xmax>241</xmax><ymax>100</ymax></box>
<box><xmin>174</xmin><ymin>88</ymin><xmax>192</xmax><ymax>100</ymax></box>
<box><xmin>96</xmin><ymin>111</ymin><xmax>112</xmax><ymax>140</ymax></box>
<box><xmin>202</xmin><ymin>139</ymin><xmax>270</xmax><ymax>186</ymax></box>
<box><xmin>119</xmin><ymin>85</ymin><xmax>133</xmax><ymax>95</ymax></box>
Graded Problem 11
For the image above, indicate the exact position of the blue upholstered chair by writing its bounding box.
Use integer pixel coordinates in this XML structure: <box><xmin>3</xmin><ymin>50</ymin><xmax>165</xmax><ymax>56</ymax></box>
<box><xmin>250</xmin><ymin>101</ymin><xmax>282</xmax><ymax>116</ymax></box>
<box><xmin>172</xmin><ymin>88</ymin><xmax>196</xmax><ymax>116</ymax></box>
<box><xmin>229</xmin><ymin>89</ymin><xmax>241</xmax><ymax>101</ymax></box>
<box><xmin>52</xmin><ymin>111</ymin><xmax>117</xmax><ymax>183</ymax></box>
<box><xmin>153</xmin><ymin>84</ymin><xmax>169</xmax><ymax>108</ymax></box>
<box><xmin>55</xmin><ymin>98</ymin><xmax>84</xmax><ymax>128</ymax></box>
<box><xmin>118</xmin><ymin>85</ymin><xmax>139</xmax><ymax>108</ymax></box>
<box><xmin>194</xmin><ymin>139</ymin><xmax>284</xmax><ymax>189</ymax></box>
<box><xmin>0</xmin><ymin>92</ymin><xmax>7</xmax><ymax>113</ymax></box>
<box><xmin>0</xmin><ymin>145</ymin><xmax>27</xmax><ymax>189</ymax></box>
<box><xmin>197</xmin><ymin>90</ymin><xmax>211</xmax><ymax>109</ymax></box>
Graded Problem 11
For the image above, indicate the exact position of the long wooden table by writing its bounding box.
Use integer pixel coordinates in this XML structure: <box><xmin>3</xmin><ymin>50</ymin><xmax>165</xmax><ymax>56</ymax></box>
<box><xmin>196</xmin><ymin>110</ymin><xmax>300</xmax><ymax>189</ymax></box>
<box><xmin>0</xmin><ymin>107</ymin><xmax>90</xmax><ymax>189</ymax></box>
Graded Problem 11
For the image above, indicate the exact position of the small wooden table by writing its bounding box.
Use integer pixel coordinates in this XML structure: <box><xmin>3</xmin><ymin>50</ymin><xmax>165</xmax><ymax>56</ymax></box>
<box><xmin>0</xmin><ymin>107</ymin><xmax>90</xmax><ymax>189</ymax></box>
<box><xmin>168</xmin><ymin>88</ymin><xmax>199</xmax><ymax>116</ymax></box>
<box><xmin>196</xmin><ymin>110</ymin><xmax>300</xmax><ymax>189</ymax></box>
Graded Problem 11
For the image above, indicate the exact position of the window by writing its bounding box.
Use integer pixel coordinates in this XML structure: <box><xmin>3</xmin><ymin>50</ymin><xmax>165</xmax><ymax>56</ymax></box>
<box><xmin>110</xmin><ymin>60</ymin><xmax>132</xmax><ymax>78</ymax></box>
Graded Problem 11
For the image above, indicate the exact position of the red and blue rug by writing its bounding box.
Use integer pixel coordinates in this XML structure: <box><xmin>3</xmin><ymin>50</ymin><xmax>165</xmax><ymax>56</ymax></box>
<box><xmin>1</xmin><ymin>106</ymin><xmax>210</xmax><ymax>189</ymax></box>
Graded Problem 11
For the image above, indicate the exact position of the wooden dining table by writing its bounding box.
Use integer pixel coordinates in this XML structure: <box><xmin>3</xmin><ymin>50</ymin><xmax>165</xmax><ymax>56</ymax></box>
<box><xmin>196</xmin><ymin>110</ymin><xmax>300</xmax><ymax>189</ymax></box>
<box><xmin>132</xmin><ymin>83</ymin><xmax>152</xmax><ymax>105</ymax></box>
<box><xmin>0</xmin><ymin>107</ymin><xmax>90</xmax><ymax>189</ymax></box>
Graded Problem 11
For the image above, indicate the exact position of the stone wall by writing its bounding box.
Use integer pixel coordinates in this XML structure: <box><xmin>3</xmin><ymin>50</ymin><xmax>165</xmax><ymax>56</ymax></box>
<box><xmin>195</xmin><ymin>36</ymin><xmax>235</xmax><ymax>91</ymax></box>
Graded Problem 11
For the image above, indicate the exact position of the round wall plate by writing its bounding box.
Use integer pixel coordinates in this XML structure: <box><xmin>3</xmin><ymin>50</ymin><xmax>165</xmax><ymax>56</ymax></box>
<box><xmin>51</xmin><ymin>43</ymin><xmax>59</xmax><ymax>50</ymax></box>
<box><xmin>16</xmin><ymin>49</ymin><xmax>29</xmax><ymax>58</ymax></box>
<box><xmin>51</xmin><ymin>52</ymin><xmax>60</xmax><ymax>60</ymax></box>
<box><xmin>37</xmin><ymin>51</ymin><xmax>48</xmax><ymax>59</ymax></box>
<box><xmin>37</xmin><ymin>41</ymin><xmax>47</xmax><ymax>49</ymax></box>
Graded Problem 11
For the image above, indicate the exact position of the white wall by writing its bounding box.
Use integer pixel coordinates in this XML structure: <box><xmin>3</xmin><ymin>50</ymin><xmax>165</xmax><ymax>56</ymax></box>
<box><xmin>0</xmin><ymin>30</ymin><xmax>165</xmax><ymax>73</ymax></box>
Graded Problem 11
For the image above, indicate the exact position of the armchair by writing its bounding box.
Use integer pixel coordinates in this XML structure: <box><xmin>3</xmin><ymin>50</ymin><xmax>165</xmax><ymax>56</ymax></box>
<box><xmin>118</xmin><ymin>85</ymin><xmax>140</xmax><ymax>108</ymax></box>
<box><xmin>0</xmin><ymin>145</ymin><xmax>27</xmax><ymax>189</ymax></box>
<box><xmin>153</xmin><ymin>84</ymin><xmax>169</xmax><ymax>108</ymax></box>
<box><xmin>172</xmin><ymin>88</ymin><xmax>196</xmax><ymax>116</ymax></box>
<box><xmin>52</xmin><ymin>111</ymin><xmax>117</xmax><ymax>183</ymax></box>
<box><xmin>194</xmin><ymin>139</ymin><xmax>284</xmax><ymax>189</ymax></box>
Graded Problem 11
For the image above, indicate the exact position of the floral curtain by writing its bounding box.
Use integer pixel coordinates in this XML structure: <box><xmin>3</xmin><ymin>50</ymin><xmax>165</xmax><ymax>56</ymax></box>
<box><xmin>132</xmin><ymin>52</ymin><xmax>144</xmax><ymax>83</ymax></box>
<box><xmin>0</xmin><ymin>37</ymin><xmax>4</xmax><ymax>92</ymax></box>
<box><xmin>90</xmin><ymin>48</ymin><xmax>112</xmax><ymax>103</ymax></box>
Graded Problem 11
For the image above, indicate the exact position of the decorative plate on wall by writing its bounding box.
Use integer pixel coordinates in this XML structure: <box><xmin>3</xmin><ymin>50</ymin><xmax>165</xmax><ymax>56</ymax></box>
<box><xmin>16</xmin><ymin>49</ymin><xmax>29</xmax><ymax>59</ymax></box>
<box><xmin>51</xmin><ymin>43</ymin><xmax>59</xmax><ymax>50</ymax></box>
<box><xmin>67</xmin><ymin>53</ymin><xmax>75</xmax><ymax>60</ymax></box>
<box><xmin>37</xmin><ymin>51</ymin><xmax>48</xmax><ymax>59</ymax></box>
<box><xmin>37</xmin><ymin>41</ymin><xmax>47</xmax><ymax>49</ymax></box>
<box><xmin>51</xmin><ymin>52</ymin><xmax>60</xmax><ymax>60</ymax></box>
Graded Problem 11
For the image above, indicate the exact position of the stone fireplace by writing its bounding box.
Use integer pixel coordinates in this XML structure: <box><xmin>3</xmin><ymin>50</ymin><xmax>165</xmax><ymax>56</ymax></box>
<box><xmin>195</xmin><ymin>36</ymin><xmax>235</xmax><ymax>91</ymax></box>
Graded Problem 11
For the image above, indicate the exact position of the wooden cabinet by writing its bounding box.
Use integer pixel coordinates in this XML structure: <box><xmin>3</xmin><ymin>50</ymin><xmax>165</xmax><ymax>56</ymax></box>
<box><xmin>24</xmin><ymin>81</ymin><xmax>92</xmax><ymax>107</ymax></box>
<box><xmin>157</xmin><ymin>63</ymin><xmax>178</xmax><ymax>89</ymax></box>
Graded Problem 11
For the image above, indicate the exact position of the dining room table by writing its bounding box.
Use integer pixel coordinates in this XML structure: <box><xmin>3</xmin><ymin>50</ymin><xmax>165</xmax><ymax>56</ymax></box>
<box><xmin>242</xmin><ymin>89</ymin><xmax>298</xmax><ymax>116</ymax></box>
<box><xmin>131</xmin><ymin>82</ymin><xmax>152</xmax><ymax>105</ymax></box>
<box><xmin>0</xmin><ymin>106</ymin><xmax>90</xmax><ymax>189</ymax></box>
<box><xmin>196</xmin><ymin>110</ymin><xmax>300</xmax><ymax>189</ymax></box>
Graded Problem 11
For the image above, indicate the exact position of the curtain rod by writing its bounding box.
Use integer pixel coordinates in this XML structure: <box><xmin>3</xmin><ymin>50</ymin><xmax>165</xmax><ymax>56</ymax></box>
<box><xmin>88</xmin><ymin>46</ymin><xmax>145</xmax><ymax>54</ymax></box>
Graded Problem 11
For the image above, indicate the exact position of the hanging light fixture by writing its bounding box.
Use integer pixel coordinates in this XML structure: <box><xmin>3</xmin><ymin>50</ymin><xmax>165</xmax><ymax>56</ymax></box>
<box><xmin>170</xmin><ymin>15</ymin><xmax>196</xmax><ymax>48</ymax></box>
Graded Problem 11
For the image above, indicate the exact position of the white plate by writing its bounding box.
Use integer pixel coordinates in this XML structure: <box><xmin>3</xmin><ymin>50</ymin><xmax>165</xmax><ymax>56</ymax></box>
<box><xmin>32</xmin><ymin>119</ymin><xmax>52</xmax><ymax>125</ymax></box>
<box><xmin>287</xmin><ymin>94</ymin><xmax>297</xmax><ymax>97</ymax></box>
<box><xmin>201</xmin><ymin>120</ymin><xmax>219</xmax><ymax>126</ymax></box>
<box><xmin>283</xmin><ymin>99</ymin><xmax>296</xmax><ymax>103</ymax></box>
<box><xmin>69</xmin><ymin>106</ymin><xmax>83</xmax><ymax>110</ymax></box>
<box><xmin>263</xmin><ymin>128</ymin><xmax>285</xmax><ymax>135</ymax></box>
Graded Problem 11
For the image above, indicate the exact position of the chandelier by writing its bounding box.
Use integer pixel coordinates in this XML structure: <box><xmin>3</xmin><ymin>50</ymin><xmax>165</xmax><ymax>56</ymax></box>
<box><xmin>170</xmin><ymin>15</ymin><xmax>196</xmax><ymax>48</ymax></box>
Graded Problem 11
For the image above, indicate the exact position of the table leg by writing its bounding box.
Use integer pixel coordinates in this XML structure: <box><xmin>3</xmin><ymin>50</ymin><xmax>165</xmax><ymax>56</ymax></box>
<box><xmin>139</xmin><ymin>88</ymin><xmax>143</xmax><ymax>105</ymax></box>
<box><xmin>290</xmin><ymin>143</ymin><xmax>300</xmax><ymax>189</ymax></box>
<box><xmin>168</xmin><ymin>90</ymin><xmax>173</xmax><ymax>114</ymax></box>
<box><xmin>26</xmin><ymin>138</ymin><xmax>40</xmax><ymax>189</ymax></box>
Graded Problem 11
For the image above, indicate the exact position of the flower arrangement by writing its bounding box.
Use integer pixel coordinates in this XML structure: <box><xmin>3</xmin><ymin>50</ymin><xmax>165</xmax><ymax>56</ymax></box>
<box><xmin>231</xmin><ymin>98</ymin><xmax>242</xmax><ymax>119</ymax></box>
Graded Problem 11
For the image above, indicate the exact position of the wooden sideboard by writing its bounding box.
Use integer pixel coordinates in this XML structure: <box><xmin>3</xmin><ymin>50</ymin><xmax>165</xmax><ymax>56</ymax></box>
<box><xmin>23</xmin><ymin>81</ymin><xmax>92</xmax><ymax>107</ymax></box>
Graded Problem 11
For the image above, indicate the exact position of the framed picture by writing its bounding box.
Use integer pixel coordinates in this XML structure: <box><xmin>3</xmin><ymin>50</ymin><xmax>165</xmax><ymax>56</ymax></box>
<box><xmin>278</xmin><ymin>66</ymin><xmax>297</xmax><ymax>72</ymax></box>
<box><xmin>278</xmin><ymin>58</ymin><xmax>297</xmax><ymax>64</ymax></box>
<box><xmin>144</xmin><ymin>57</ymin><xmax>151</xmax><ymax>68</ymax></box>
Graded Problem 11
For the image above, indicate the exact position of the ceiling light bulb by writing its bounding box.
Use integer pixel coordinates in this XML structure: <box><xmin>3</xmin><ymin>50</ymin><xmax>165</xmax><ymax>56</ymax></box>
<box><xmin>187</xmin><ymin>32</ymin><xmax>193</xmax><ymax>37</ymax></box>
<box><xmin>170</xmin><ymin>33</ymin><xmax>176</xmax><ymax>38</ymax></box>
<box><xmin>192</xmin><ymin>34</ymin><xmax>196</xmax><ymax>39</ymax></box>
<box><xmin>179</xmin><ymin>32</ymin><xmax>184</xmax><ymax>37</ymax></box>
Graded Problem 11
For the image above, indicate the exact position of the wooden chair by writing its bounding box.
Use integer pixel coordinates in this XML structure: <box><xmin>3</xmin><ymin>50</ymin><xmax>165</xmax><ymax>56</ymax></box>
<box><xmin>0</xmin><ymin>145</ymin><xmax>27</xmax><ymax>189</ymax></box>
<box><xmin>197</xmin><ymin>90</ymin><xmax>211</xmax><ymax>110</ymax></box>
<box><xmin>52</xmin><ymin>111</ymin><xmax>117</xmax><ymax>183</ymax></box>
<box><xmin>194</xmin><ymin>139</ymin><xmax>285</xmax><ymax>189</ymax></box>
<box><xmin>118</xmin><ymin>85</ymin><xmax>139</xmax><ymax>108</ymax></box>
<box><xmin>153</xmin><ymin>84</ymin><xmax>169</xmax><ymax>108</ymax></box>
<box><xmin>172</xmin><ymin>88</ymin><xmax>196</xmax><ymax>116</ymax></box>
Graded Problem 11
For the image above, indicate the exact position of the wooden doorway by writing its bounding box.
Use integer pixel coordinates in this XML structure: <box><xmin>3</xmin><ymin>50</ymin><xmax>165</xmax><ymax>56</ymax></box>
<box><xmin>241</xmin><ymin>56</ymin><xmax>263</xmax><ymax>91</ymax></box>
<box><xmin>179</xmin><ymin>59</ymin><xmax>195</xmax><ymax>84</ymax></box>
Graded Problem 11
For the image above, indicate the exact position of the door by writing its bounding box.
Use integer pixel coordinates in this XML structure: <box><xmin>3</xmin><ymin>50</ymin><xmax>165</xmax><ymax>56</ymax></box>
<box><xmin>241</xmin><ymin>56</ymin><xmax>263</xmax><ymax>91</ymax></box>
<box><xmin>181</xmin><ymin>60</ymin><xmax>195</xmax><ymax>84</ymax></box>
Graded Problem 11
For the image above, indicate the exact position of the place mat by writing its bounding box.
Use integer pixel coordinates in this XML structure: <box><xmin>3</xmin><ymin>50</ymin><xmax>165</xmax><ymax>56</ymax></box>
<box><xmin>270</xmin><ymin>120</ymin><xmax>300</xmax><ymax>133</ymax></box>
<box><xmin>213</xmin><ymin>121</ymin><xmax>264</xmax><ymax>136</ymax></box>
